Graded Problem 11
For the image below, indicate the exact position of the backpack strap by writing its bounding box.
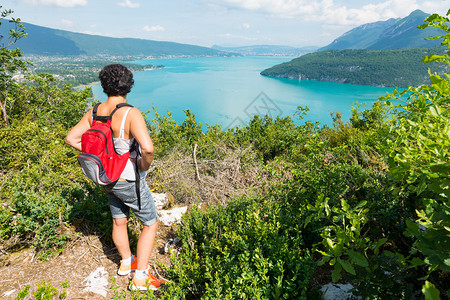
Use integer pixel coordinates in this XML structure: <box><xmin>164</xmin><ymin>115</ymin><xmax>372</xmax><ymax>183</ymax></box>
<box><xmin>110</xmin><ymin>103</ymin><xmax>133</xmax><ymax>119</ymax></box>
<box><xmin>130</xmin><ymin>139</ymin><xmax>142</xmax><ymax>210</ymax></box>
<box><xmin>92</xmin><ymin>103</ymin><xmax>110</xmax><ymax>122</ymax></box>
<box><xmin>92</xmin><ymin>102</ymin><xmax>134</xmax><ymax>121</ymax></box>
<box><xmin>92</xmin><ymin>103</ymin><xmax>103</xmax><ymax>122</ymax></box>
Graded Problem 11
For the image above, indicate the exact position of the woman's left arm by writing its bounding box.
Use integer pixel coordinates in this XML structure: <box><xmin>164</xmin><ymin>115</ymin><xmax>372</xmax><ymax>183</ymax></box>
<box><xmin>129</xmin><ymin>108</ymin><xmax>154</xmax><ymax>171</ymax></box>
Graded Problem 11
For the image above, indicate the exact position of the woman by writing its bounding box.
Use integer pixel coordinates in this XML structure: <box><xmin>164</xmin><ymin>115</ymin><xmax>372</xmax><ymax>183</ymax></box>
<box><xmin>66</xmin><ymin>64</ymin><xmax>163</xmax><ymax>291</ymax></box>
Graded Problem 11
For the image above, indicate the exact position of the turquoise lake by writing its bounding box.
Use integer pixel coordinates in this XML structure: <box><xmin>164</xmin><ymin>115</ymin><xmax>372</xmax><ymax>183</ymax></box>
<box><xmin>91</xmin><ymin>56</ymin><xmax>395</xmax><ymax>128</ymax></box>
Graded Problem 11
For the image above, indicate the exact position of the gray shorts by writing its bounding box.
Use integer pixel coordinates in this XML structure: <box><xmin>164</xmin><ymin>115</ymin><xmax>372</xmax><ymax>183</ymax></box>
<box><xmin>102</xmin><ymin>179</ymin><xmax>159</xmax><ymax>226</ymax></box>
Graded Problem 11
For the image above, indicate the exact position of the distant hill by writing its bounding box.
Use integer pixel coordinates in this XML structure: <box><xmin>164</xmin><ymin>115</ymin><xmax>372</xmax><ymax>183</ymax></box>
<box><xmin>261</xmin><ymin>10</ymin><xmax>447</xmax><ymax>87</ymax></box>
<box><xmin>211</xmin><ymin>44</ymin><xmax>318</xmax><ymax>56</ymax></box>
<box><xmin>0</xmin><ymin>21</ymin><xmax>230</xmax><ymax>57</ymax></box>
<box><xmin>261</xmin><ymin>47</ymin><xmax>448</xmax><ymax>88</ymax></box>
<box><xmin>320</xmin><ymin>10</ymin><xmax>442</xmax><ymax>51</ymax></box>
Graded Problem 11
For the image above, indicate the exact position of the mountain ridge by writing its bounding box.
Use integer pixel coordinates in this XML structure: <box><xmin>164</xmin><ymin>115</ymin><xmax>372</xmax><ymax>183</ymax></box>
<box><xmin>211</xmin><ymin>44</ymin><xmax>319</xmax><ymax>56</ymax></box>
<box><xmin>320</xmin><ymin>10</ymin><xmax>442</xmax><ymax>51</ymax></box>
<box><xmin>261</xmin><ymin>10</ymin><xmax>447</xmax><ymax>87</ymax></box>
<box><xmin>0</xmin><ymin>21</ymin><xmax>231</xmax><ymax>57</ymax></box>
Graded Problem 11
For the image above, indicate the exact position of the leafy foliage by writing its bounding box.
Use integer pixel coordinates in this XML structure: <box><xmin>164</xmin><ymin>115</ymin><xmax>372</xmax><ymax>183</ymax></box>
<box><xmin>164</xmin><ymin>197</ymin><xmax>318</xmax><ymax>299</ymax></box>
<box><xmin>0</xmin><ymin>6</ymin><xmax>105</xmax><ymax>257</ymax></box>
<box><xmin>0</xmin><ymin>5</ymin><xmax>449</xmax><ymax>299</ymax></box>
<box><xmin>0</xmin><ymin>5</ymin><xmax>29</xmax><ymax>127</ymax></box>
<box><xmin>381</xmin><ymin>9</ymin><xmax>450</xmax><ymax>297</ymax></box>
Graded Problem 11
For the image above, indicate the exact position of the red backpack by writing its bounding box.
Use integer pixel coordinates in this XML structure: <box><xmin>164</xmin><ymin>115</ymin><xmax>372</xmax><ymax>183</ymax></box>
<box><xmin>77</xmin><ymin>103</ymin><xmax>142</xmax><ymax>209</ymax></box>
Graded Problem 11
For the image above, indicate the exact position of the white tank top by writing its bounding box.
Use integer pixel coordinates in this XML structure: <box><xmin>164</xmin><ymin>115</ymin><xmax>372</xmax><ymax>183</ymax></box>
<box><xmin>112</xmin><ymin>107</ymin><xmax>146</xmax><ymax>180</ymax></box>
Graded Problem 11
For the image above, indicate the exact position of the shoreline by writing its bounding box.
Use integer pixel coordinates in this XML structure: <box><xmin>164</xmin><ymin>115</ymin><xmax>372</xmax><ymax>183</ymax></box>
<box><xmin>73</xmin><ymin>81</ymin><xmax>100</xmax><ymax>91</ymax></box>
<box><xmin>73</xmin><ymin>66</ymin><xmax>164</xmax><ymax>91</ymax></box>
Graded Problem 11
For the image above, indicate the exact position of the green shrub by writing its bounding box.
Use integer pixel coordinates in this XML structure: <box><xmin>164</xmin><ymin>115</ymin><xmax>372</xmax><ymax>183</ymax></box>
<box><xmin>163</xmin><ymin>197</ymin><xmax>318</xmax><ymax>299</ymax></box>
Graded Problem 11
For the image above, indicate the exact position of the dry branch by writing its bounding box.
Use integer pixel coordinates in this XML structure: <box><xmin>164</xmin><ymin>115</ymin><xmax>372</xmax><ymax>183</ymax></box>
<box><xmin>147</xmin><ymin>143</ymin><xmax>267</xmax><ymax>207</ymax></box>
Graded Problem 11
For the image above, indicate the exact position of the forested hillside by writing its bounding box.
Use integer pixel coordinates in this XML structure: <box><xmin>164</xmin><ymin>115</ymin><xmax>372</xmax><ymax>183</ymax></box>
<box><xmin>0</xmin><ymin>21</ymin><xmax>229</xmax><ymax>57</ymax></box>
<box><xmin>0</xmin><ymin>6</ymin><xmax>448</xmax><ymax>299</ymax></box>
<box><xmin>261</xmin><ymin>47</ymin><xmax>448</xmax><ymax>87</ymax></box>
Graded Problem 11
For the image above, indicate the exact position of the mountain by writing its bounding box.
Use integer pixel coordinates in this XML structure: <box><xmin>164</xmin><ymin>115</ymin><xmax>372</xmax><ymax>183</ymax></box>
<box><xmin>261</xmin><ymin>47</ymin><xmax>447</xmax><ymax>88</ymax></box>
<box><xmin>211</xmin><ymin>44</ymin><xmax>318</xmax><ymax>56</ymax></box>
<box><xmin>320</xmin><ymin>10</ymin><xmax>442</xmax><ymax>51</ymax></box>
<box><xmin>0</xmin><ymin>21</ymin><xmax>230</xmax><ymax>57</ymax></box>
<box><xmin>261</xmin><ymin>10</ymin><xmax>448</xmax><ymax>87</ymax></box>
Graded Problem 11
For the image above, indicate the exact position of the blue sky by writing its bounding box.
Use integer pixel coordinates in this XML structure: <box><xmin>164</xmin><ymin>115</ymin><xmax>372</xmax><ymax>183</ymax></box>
<box><xmin>3</xmin><ymin>0</ymin><xmax>450</xmax><ymax>47</ymax></box>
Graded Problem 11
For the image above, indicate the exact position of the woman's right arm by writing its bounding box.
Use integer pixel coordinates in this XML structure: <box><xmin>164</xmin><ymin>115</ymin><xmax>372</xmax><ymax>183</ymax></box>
<box><xmin>65</xmin><ymin>109</ymin><xmax>93</xmax><ymax>151</ymax></box>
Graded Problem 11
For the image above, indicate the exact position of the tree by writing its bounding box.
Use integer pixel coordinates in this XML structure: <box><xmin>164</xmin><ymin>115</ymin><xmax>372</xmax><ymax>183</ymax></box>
<box><xmin>0</xmin><ymin>5</ymin><xmax>28</xmax><ymax>127</ymax></box>
<box><xmin>383</xmin><ymin>10</ymin><xmax>450</xmax><ymax>298</ymax></box>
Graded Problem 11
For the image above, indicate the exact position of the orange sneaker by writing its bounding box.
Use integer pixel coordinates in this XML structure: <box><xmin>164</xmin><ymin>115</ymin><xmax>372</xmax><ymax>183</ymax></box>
<box><xmin>118</xmin><ymin>255</ymin><xmax>137</xmax><ymax>276</ymax></box>
<box><xmin>131</xmin><ymin>271</ymin><xmax>165</xmax><ymax>291</ymax></box>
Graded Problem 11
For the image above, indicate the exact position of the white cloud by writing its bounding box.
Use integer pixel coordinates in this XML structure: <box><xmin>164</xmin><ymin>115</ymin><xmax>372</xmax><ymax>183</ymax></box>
<box><xmin>421</xmin><ymin>0</ymin><xmax>450</xmax><ymax>15</ymax></box>
<box><xmin>61</xmin><ymin>19</ymin><xmax>74</xmax><ymax>27</ymax></box>
<box><xmin>27</xmin><ymin>0</ymin><xmax>87</xmax><ymax>7</ymax></box>
<box><xmin>242</xmin><ymin>23</ymin><xmax>251</xmax><ymax>29</ymax></box>
<box><xmin>118</xmin><ymin>0</ymin><xmax>140</xmax><ymax>8</ymax></box>
<box><xmin>209</xmin><ymin>0</ymin><xmax>322</xmax><ymax>17</ymax></box>
<box><xmin>143</xmin><ymin>25</ymin><xmax>165</xmax><ymax>32</ymax></box>
<box><xmin>219</xmin><ymin>33</ymin><xmax>258</xmax><ymax>41</ymax></box>
<box><xmin>208</xmin><ymin>0</ymin><xmax>450</xmax><ymax>26</ymax></box>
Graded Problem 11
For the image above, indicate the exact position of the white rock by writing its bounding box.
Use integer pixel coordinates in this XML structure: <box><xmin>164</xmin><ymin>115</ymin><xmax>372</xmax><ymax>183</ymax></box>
<box><xmin>83</xmin><ymin>267</ymin><xmax>109</xmax><ymax>297</ymax></box>
<box><xmin>159</xmin><ymin>206</ymin><xmax>188</xmax><ymax>226</ymax></box>
<box><xmin>152</xmin><ymin>192</ymin><xmax>167</xmax><ymax>210</ymax></box>
<box><xmin>3</xmin><ymin>290</ymin><xmax>15</xmax><ymax>297</ymax></box>
<box><xmin>320</xmin><ymin>283</ymin><xmax>361</xmax><ymax>300</ymax></box>
<box><xmin>152</xmin><ymin>192</ymin><xmax>188</xmax><ymax>226</ymax></box>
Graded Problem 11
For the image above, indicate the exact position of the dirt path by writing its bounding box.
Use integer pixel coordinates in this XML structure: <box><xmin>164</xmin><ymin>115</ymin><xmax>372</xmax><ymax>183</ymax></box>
<box><xmin>0</xmin><ymin>223</ymin><xmax>176</xmax><ymax>299</ymax></box>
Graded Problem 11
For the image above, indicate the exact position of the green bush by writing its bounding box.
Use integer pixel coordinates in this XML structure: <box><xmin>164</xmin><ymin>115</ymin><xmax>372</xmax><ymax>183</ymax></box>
<box><xmin>164</xmin><ymin>197</ymin><xmax>318</xmax><ymax>299</ymax></box>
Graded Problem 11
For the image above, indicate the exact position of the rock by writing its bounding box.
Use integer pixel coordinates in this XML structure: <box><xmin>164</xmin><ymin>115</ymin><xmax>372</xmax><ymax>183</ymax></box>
<box><xmin>159</xmin><ymin>206</ymin><xmax>188</xmax><ymax>226</ymax></box>
<box><xmin>162</xmin><ymin>192</ymin><xmax>175</xmax><ymax>209</ymax></box>
<box><xmin>164</xmin><ymin>238</ymin><xmax>182</xmax><ymax>254</ymax></box>
<box><xmin>3</xmin><ymin>290</ymin><xmax>15</xmax><ymax>297</ymax></box>
<box><xmin>83</xmin><ymin>267</ymin><xmax>109</xmax><ymax>297</ymax></box>
<box><xmin>152</xmin><ymin>192</ymin><xmax>188</xmax><ymax>226</ymax></box>
<box><xmin>320</xmin><ymin>283</ymin><xmax>361</xmax><ymax>300</ymax></box>
<box><xmin>152</xmin><ymin>192</ymin><xmax>167</xmax><ymax>210</ymax></box>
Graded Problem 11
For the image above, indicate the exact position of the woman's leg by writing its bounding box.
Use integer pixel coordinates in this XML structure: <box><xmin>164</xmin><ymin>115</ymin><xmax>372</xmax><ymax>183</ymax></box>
<box><xmin>112</xmin><ymin>217</ymin><xmax>132</xmax><ymax>260</ymax></box>
<box><xmin>136</xmin><ymin>221</ymin><xmax>158</xmax><ymax>270</ymax></box>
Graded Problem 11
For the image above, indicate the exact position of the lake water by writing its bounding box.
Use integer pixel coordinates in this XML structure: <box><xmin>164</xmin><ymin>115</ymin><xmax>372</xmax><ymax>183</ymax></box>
<box><xmin>91</xmin><ymin>56</ymin><xmax>395</xmax><ymax>128</ymax></box>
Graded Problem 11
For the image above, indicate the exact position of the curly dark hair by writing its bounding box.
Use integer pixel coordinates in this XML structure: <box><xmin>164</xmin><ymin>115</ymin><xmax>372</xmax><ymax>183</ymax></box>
<box><xmin>99</xmin><ymin>64</ymin><xmax>134</xmax><ymax>96</ymax></box>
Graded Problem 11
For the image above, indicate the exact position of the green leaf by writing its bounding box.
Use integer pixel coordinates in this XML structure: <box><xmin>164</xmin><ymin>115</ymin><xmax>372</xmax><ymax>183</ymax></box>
<box><xmin>405</xmin><ymin>219</ymin><xmax>421</xmax><ymax>236</ymax></box>
<box><xmin>422</xmin><ymin>281</ymin><xmax>440</xmax><ymax>300</ymax></box>
<box><xmin>317</xmin><ymin>250</ymin><xmax>331</xmax><ymax>257</ymax></box>
<box><xmin>326</xmin><ymin>238</ymin><xmax>335</xmax><ymax>250</ymax></box>
<box><xmin>444</xmin><ymin>258</ymin><xmax>450</xmax><ymax>268</ymax></box>
<box><xmin>411</xmin><ymin>257</ymin><xmax>425</xmax><ymax>267</ymax></box>
<box><xmin>429</xmin><ymin>105</ymin><xmax>442</xmax><ymax>118</ymax></box>
<box><xmin>374</xmin><ymin>237</ymin><xmax>388</xmax><ymax>250</ymax></box>
<box><xmin>422</xmin><ymin>54</ymin><xmax>448</xmax><ymax>63</ymax></box>
<box><xmin>331</xmin><ymin>263</ymin><xmax>342</xmax><ymax>282</ymax></box>
<box><xmin>417</xmin><ymin>177</ymin><xmax>428</xmax><ymax>196</ymax></box>
<box><xmin>347</xmin><ymin>250</ymin><xmax>369</xmax><ymax>267</ymax></box>
<box><xmin>337</xmin><ymin>257</ymin><xmax>356</xmax><ymax>275</ymax></box>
